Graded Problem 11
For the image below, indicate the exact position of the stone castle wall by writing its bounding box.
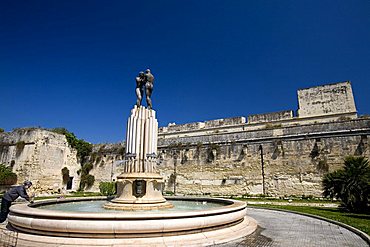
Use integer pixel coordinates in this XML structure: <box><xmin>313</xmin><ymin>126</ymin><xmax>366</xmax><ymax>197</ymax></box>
<box><xmin>297</xmin><ymin>81</ymin><xmax>357</xmax><ymax>118</ymax></box>
<box><xmin>248</xmin><ymin>110</ymin><xmax>294</xmax><ymax>124</ymax></box>
<box><xmin>156</xmin><ymin>119</ymin><xmax>370</xmax><ymax>197</ymax></box>
<box><xmin>0</xmin><ymin>129</ymin><xmax>80</xmax><ymax>194</ymax></box>
<box><xmin>1</xmin><ymin>81</ymin><xmax>368</xmax><ymax>197</ymax></box>
<box><xmin>152</xmin><ymin>81</ymin><xmax>368</xmax><ymax>196</ymax></box>
<box><xmin>84</xmin><ymin>143</ymin><xmax>125</xmax><ymax>192</ymax></box>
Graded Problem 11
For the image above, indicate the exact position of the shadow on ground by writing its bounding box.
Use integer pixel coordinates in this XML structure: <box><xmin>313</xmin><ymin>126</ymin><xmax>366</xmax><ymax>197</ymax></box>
<box><xmin>216</xmin><ymin>226</ymin><xmax>273</xmax><ymax>247</ymax></box>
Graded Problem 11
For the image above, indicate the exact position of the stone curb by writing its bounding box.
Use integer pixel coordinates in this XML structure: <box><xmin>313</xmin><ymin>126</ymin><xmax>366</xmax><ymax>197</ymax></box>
<box><xmin>248</xmin><ymin>205</ymin><xmax>370</xmax><ymax>245</ymax></box>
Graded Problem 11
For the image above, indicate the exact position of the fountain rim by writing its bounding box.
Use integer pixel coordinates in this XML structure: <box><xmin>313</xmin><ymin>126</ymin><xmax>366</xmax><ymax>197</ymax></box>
<box><xmin>10</xmin><ymin>196</ymin><xmax>247</xmax><ymax>220</ymax></box>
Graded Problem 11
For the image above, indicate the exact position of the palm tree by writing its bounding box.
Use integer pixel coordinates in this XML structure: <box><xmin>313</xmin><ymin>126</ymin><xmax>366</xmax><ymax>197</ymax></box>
<box><xmin>322</xmin><ymin>156</ymin><xmax>370</xmax><ymax>213</ymax></box>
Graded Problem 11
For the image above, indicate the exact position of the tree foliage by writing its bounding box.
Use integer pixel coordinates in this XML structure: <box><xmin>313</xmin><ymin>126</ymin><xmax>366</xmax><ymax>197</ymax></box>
<box><xmin>322</xmin><ymin>156</ymin><xmax>370</xmax><ymax>213</ymax></box>
<box><xmin>78</xmin><ymin>163</ymin><xmax>95</xmax><ymax>191</ymax></box>
<box><xmin>0</xmin><ymin>164</ymin><xmax>17</xmax><ymax>185</ymax></box>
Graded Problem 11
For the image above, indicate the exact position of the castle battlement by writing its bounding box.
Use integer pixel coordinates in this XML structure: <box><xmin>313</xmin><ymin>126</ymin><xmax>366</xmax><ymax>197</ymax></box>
<box><xmin>158</xmin><ymin>82</ymin><xmax>358</xmax><ymax>139</ymax></box>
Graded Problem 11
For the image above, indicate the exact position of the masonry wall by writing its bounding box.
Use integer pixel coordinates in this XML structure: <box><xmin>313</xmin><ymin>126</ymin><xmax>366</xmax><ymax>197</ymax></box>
<box><xmin>1</xmin><ymin>82</ymin><xmax>367</xmax><ymax>197</ymax></box>
<box><xmin>156</xmin><ymin>119</ymin><xmax>370</xmax><ymax>197</ymax></box>
<box><xmin>297</xmin><ymin>81</ymin><xmax>357</xmax><ymax>118</ymax></box>
<box><xmin>248</xmin><ymin>110</ymin><xmax>293</xmax><ymax>124</ymax></box>
<box><xmin>85</xmin><ymin>143</ymin><xmax>125</xmax><ymax>191</ymax></box>
<box><xmin>0</xmin><ymin>129</ymin><xmax>80</xmax><ymax>194</ymax></box>
<box><xmin>1</xmin><ymin>120</ymin><xmax>369</xmax><ymax>197</ymax></box>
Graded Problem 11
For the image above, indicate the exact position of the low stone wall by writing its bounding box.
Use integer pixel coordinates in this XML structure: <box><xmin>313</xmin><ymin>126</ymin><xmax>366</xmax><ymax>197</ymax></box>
<box><xmin>204</xmin><ymin>117</ymin><xmax>246</xmax><ymax>128</ymax></box>
<box><xmin>248</xmin><ymin>110</ymin><xmax>293</xmax><ymax>124</ymax></box>
<box><xmin>159</xmin><ymin>117</ymin><xmax>246</xmax><ymax>134</ymax></box>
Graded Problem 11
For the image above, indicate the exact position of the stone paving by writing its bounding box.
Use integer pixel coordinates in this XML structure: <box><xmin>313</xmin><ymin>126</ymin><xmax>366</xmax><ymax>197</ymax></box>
<box><xmin>218</xmin><ymin>207</ymin><xmax>368</xmax><ymax>247</ymax></box>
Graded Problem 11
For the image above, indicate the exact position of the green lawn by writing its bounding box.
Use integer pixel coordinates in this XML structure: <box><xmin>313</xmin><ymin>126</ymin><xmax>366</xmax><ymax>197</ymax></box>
<box><xmin>250</xmin><ymin>204</ymin><xmax>370</xmax><ymax>236</ymax></box>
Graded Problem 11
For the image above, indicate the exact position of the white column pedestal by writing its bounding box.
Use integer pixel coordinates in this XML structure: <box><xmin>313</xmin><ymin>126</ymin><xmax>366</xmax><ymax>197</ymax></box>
<box><xmin>104</xmin><ymin>106</ymin><xmax>172</xmax><ymax>210</ymax></box>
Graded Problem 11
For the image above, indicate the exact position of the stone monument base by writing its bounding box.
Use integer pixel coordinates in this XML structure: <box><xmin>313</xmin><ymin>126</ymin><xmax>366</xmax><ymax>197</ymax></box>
<box><xmin>104</xmin><ymin>173</ymin><xmax>173</xmax><ymax>210</ymax></box>
<box><xmin>104</xmin><ymin>200</ymin><xmax>173</xmax><ymax>210</ymax></box>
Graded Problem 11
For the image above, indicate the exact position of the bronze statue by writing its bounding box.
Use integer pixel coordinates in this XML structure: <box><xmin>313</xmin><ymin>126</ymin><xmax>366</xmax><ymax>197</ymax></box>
<box><xmin>144</xmin><ymin>69</ymin><xmax>154</xmax><ymax>109</ymax></box>
<box><xmin>135</xmin><ymin>71</ymin><xmax>145</xmax><ymax>107</ymax></box>
<box><xmin>135</xmin><ymin>69</ymin><xmax>154</xmax><ymax>109</ymax></box>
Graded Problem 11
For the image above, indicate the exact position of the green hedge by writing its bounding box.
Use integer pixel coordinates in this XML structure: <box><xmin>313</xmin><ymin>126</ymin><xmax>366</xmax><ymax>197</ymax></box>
<box><xmin>99</xmin><ymin>182</ymin><xmax>116</xmax><ymax>196</ymax></box>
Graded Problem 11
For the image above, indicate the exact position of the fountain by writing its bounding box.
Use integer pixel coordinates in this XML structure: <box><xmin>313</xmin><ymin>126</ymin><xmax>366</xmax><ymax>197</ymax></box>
<box><xmin>104</xmin><ymin>105</ymin><xmax>173</xmax><ymax>210</ymax></box>
<box><xmin>5</xmin><ymin>70</ymin><xmax>257</xmax><ymax>246</ymax></box>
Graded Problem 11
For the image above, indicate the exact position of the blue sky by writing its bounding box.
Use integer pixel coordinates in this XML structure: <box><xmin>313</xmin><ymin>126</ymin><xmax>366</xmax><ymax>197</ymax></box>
<box><xmin>1</xmin><ymin>1</ymin><xmax>369</xmax><ymax>143</ymax></box>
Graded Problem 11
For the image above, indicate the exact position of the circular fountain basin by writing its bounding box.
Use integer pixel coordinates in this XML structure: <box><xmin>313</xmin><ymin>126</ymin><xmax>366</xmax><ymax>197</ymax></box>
<box><xmin>7</xmin><ymin>196</ymin><xmax>257</xmax><ymax>246</ymax></box>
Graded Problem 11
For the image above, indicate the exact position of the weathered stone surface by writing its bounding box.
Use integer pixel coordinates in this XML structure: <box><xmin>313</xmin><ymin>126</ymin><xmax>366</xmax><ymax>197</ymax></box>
<box><xmin>297</xmin><ymin>81</ymin><xmax>357</xmax><ymax>118</ymax></box>
<box><xmin>86</xmin><ymin>143</ymin><xmax>125</xmax><ymax>191</ymax></box>
<box><xmin>0</xmin><ymin>128</ymin><xmax>80</xmax><ymax>194</ymax></box>
<box><xmin>248</xmin><ymin>110</ymin><xmax>293</xmax><ymax>124</ymax></box>
<box><xmin>159</xmin><ymin>117</ymin><xmax>246</xmax><ymax>134</ymax></box>
<box><xmin>1</xmin><ymin>82</ymin><xmax>369</xmax><ymax>197</ymax></box>
<box><xmin>204</xmin><ymin>117</ymin><xmax>246</xmax><ymax>128</ymax></box>
<box><xmin>157</xmin><ymin>120</ymin><xmax>369</xmax><ymax>197</ymax></box>
<box><xmin>2</xmin><ymin>118</ymin><xmax>368</xmax><ymax>197</ymax></box>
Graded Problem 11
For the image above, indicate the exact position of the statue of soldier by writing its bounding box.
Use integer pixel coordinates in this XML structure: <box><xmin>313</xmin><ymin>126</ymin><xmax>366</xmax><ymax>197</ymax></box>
<box><xmin>144</xmin><ymin>69</ymin><xmax>154</xmax><ymax>109</ymax></box>
<box><xmin>135</xmin><ymin>71</ymin><xmax>146</xmax><ymax>107</ymax></box>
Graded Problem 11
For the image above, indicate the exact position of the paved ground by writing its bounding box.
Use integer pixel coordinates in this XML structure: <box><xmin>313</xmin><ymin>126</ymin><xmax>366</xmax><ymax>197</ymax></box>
<box><xmin>0</xmin><ymin>207</ymin><xmax>368</xmax><ymax>247</ymax></box>
<box><xmin>218</xmin><ymin>207</ymin><xmax>368</xmax><ymax>247</ymax></box>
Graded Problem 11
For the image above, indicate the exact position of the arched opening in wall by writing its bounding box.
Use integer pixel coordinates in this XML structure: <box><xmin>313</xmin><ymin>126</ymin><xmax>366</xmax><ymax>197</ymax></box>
<box><xmin>67</xmin><ymin>177</ymin><xmax>73</xmax><ymax>190</ymax></box>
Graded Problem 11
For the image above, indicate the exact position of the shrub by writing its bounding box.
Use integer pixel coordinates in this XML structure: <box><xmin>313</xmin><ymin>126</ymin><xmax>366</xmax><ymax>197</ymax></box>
<box><xmin>85</xmin><ymin>174</ymin><xmax>95</xmax><ymax>187</ymax></box>
<box><xmin>78</xmin><ymin>163</ymin><xmax>95</xmax><ymax>191</ymax></box>
<box><xmin>99</xmin><ymin>182</ymin><xmax>116</xmax><ymax>196</ymax></box>
<box><xmin>322</xmin><ymin>156</ymin><xmax>370</xmax><ymax>213</ymax></box>
<box><xmin>0</xmin><ymin>164</ymin><xmax>17</xmax><ymax>185</ymax></box>
<box><xmin>79</xmin><ymin>174</ymin><xmax>95</xmax><ymax>191</ymax></box>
